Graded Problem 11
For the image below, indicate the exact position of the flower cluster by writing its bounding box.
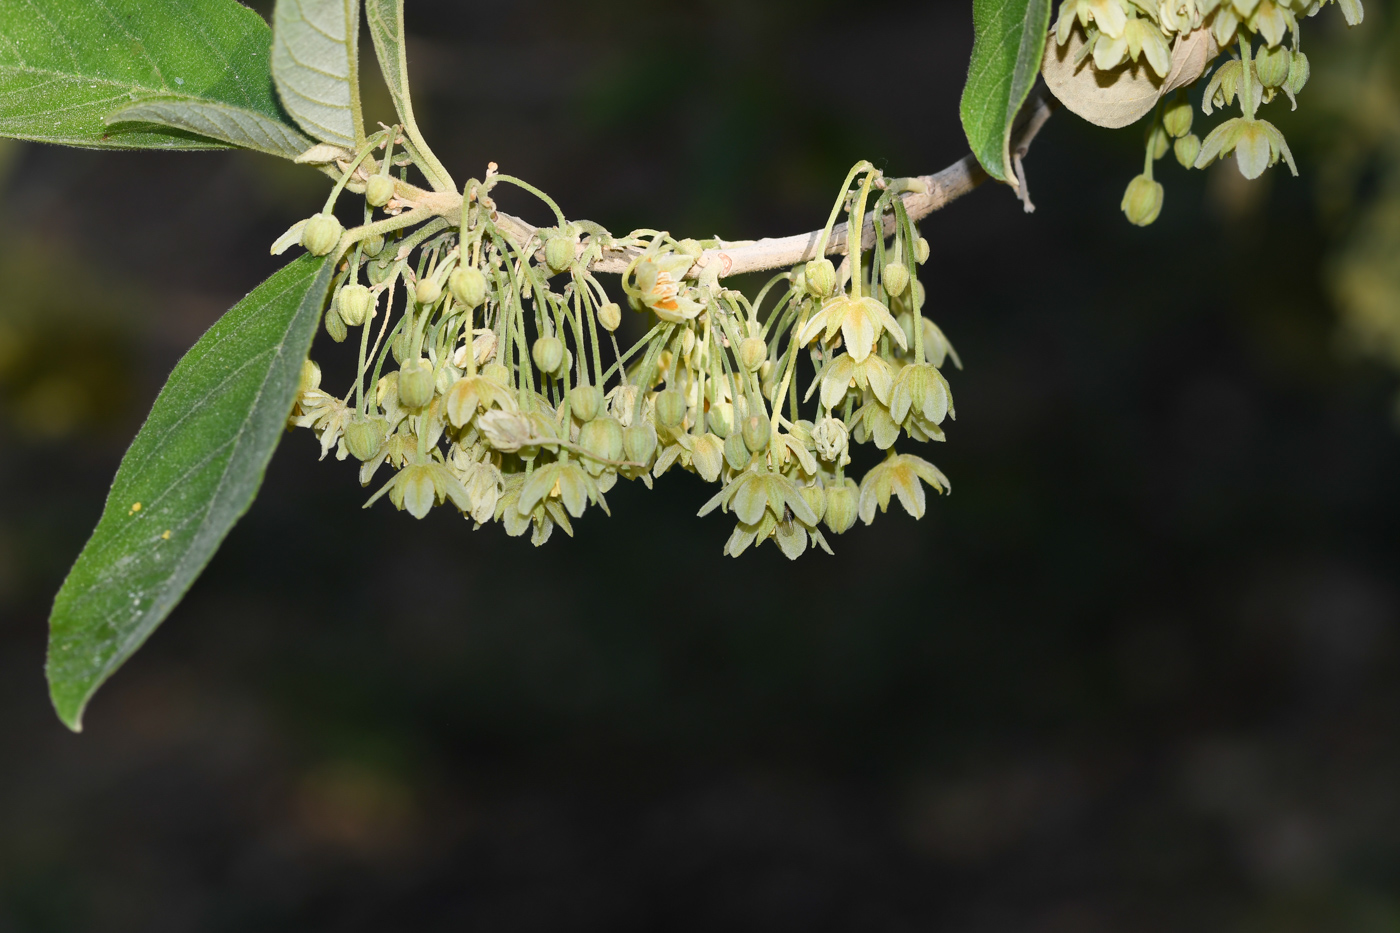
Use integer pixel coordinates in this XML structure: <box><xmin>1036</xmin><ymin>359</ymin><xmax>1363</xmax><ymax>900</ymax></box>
<box><xmin>288</xmin><ymin>158</ymin><xmax>958</xmax><ymax>558</ymax></box>
<box><xmin>1052</xmin><ymin>0</ymin><xmax>1362</xmax><ymax>224</ymax></box>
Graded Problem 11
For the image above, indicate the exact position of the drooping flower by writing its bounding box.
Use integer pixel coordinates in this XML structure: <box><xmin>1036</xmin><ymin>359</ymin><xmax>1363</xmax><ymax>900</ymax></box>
<box><xmin>858</xmin><ymin>452</ymin><xmax>950</xmax><ymax>524</ymax></box>
<box><xmin>796</xmin><ymin>294</ymin><xmax>906</xmax><ymax>363</ymax></box>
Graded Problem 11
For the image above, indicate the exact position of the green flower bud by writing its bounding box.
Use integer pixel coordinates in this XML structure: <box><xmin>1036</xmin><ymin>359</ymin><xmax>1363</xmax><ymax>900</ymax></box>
<box><xmin>324</xmin><ymin>305</ymin><xmax>347</xmax><ymax>343</ymax></box>
<box><xmin>483</xmin><ymin>362</ymin><xmax>510</xmax><ymax>385</ymax></box>
<box><xmin>598</xmin><ymin>302</ymin><xmax>622</xmax><ymax>332</ymax></box>
<box><xmin>804</xmin><ymin>258</ymin><xmax>837</xmax><ymax>298</ymax></box>
<box><xmin>416</xmin><ymin>276</ymin><xmax>443</xmax><ymax>306</ymax></box>
<box><xmin>723</xmin><ymin>430</ymin><xmax>750</xmax><ymax>470</ymax></box>
<box><xmin>883</xmin><ymin>262</ymin><xmax>910</xmax><ymax>297</ymax></box>
<box><xmin>741</xmin><ymin>409</ymin><xmax>770</xmax><ymax>453</ymax></box>
<box><xmin>544</xmin><ymin>236</ymin><xmax>574</xmax><ymax>274</ymax></box>
<box><xmin>449</xmin><ymin>267</ymin><xmax>488</xmax><ymax>309</ymax></box>
<box><xmin>571</xmin><ymin>383</ymin><xmax>603</xmax><ymax>422</ymax></box>
<box><xmin>1148</xmin><ymin>123</ymin><xmax>1170</xmax><ymax>160</ymax></box>
<box><xmin>1256</xmin><ymin>46</ymin><xmax>1290</xmax><ymax>88</ymax></box>
<box><xmin>740</xmin><ymin>337</ymin><xmax>767</xmax><ymax>373</ymax></box>
<box><xmin>1174</xmin><ymin>133</ymin><xmax>1202</xmax><ymax>169</ymax></box>
<box><xmin>301</xmin><ymin>212</ymin><xmax>343</xmax><ymax>256</ymax></box>
<box><xmin>580</xmin><ymin>416</ymin><xmax>624</xmax><ymax>466</ymax></box>
<box><xmin>344</xmin><ymin>414</ymin><xmax>385</xmax><ymax>461</ymax></box>
<box><xmin>824</xmin><ymin>479</ymin><xmax>859</xmax><ymax>534</ymax></box>
<box><xmin>800</xmin><ymin>484</ymin><xmax>827</xmax><ymax>524</ymax></box>
<box><xmin>1163</xmin><ymin>96</ymin><xmax>1193</xmax><ymax>138</ymax></box>
<box><xmin>655</xmin><ymin>388</ymin><xmax>686</xmax><ymax>427</ymax></box>
<box><xmin>361</xmin><ymin>232</ymin><xmax>386</xmax><ymax>258</ymax></box>
<box><xmin>337</xmin><ymin>284</ymin><xmax>372</xmax><ymax>327</ymax></box>
<box><xmin>365</xmin><ymin>175</ymin><xmax>396</xmax><ymax>208</ymax></box>
<box><xmin>398</xmin><ymin>358</ymin><xmax>436</xmax><ymax>410</ymax></box>
<box><xmin>708</xmin><ymin>405</ymin><xmax>732</xmax><ymax>439</ymax></box>
<box><xmin>532</xmin><ymin>336</ymin><xmax>564</xmax><ymax>375</ymax></box>
<box><xmin>676</xmin><ymin>238</ymin><xmax>704</xmax><ymax>258</ymax></box>
<box><xmin>1121</xmin><ymin>174</ymin><xmax>1164</xmax><ymax>227</ymax></box>
<box><xmin>916</xmin><ymin>237</ymin><xmax>930</xmax><ymax>265</ymax></box>
<box><xmin>624</xmin><ymin>422</ymin><xmax>658</xmax><ymax>464</ymax></box>
<box><xmin>1286</xmin><ymin>51</ymin><xmax>1310</xmax><ymax>96</ymax></box>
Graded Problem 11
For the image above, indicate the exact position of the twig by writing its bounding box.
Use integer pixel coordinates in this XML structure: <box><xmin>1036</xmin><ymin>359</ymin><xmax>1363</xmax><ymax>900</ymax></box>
<box><xmin>399</xmin><ymin>91</ymin><xmax>1060</xmax><ymax>282</ymax></box>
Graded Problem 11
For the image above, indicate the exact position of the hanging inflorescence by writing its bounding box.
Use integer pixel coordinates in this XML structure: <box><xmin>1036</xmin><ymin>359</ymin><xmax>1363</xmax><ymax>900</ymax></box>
<box><xmin>285</xmin><ymin>152</ymin><xmax>959</xmax><ymax>559</ymax></box>
<box><xmin>1050</xmin><ymin>0</ymin><xmax>1361</xmax><ymax>224</ymax></box>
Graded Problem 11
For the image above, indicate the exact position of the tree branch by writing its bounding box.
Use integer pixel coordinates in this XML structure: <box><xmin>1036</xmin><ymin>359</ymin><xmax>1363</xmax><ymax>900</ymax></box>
<box><xmin>597</xmin><ymin>89</ymin><xmax>1060</xmax><ymax>281</ymax></box>
<box><xmin>396</xmin><ymin>90</ymin><xmax>1059</xmax><ymax>283</ymax></box>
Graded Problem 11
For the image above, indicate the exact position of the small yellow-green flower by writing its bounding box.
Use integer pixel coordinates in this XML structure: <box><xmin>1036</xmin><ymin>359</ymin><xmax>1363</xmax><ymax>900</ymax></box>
<box><xmin>797</xmin><ymin>294</ymin><xmax>906</xmax><ymax>363</ymax></box>
<box><xmin>858</xmin><ymin>452</ymin><xmax>950</xmax><ymax>524</ymax></box>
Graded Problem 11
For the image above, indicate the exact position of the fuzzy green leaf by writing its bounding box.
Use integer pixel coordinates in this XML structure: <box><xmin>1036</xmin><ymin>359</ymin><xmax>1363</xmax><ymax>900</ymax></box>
<box><xmin>959</xmin><ymin>0</ymin><xmax>1052</xmax><ymax>183</ymax></box>
<box><xmin>105</xmin><ymin>97</ymin><xmax>312</xmax><ymax>160</ymax></box>
<box><xmin>46</xmin><ymin>255</ymin><xmax>334</xmax><ymax>732</ymax></box>
<box><xmin>271</xmin><ymin>0</ymin><xmax>364</xmax><ymax>149</ymax></box>
<box><xmin>0</xmin><ymin>0</ymin><xmax>300</xmax><ymax>150</ymax></box>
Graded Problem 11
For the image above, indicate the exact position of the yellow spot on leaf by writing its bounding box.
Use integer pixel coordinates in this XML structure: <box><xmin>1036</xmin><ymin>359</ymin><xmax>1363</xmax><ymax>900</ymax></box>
<box><xmin>129</xmin><ymin>502</ymin><xmax>142</xmax><ymax>515</ymax></box>
<box><xmin>161</xmin><ymin>530</ymin><xmax>171</xmax><ymax>540</ymax></box>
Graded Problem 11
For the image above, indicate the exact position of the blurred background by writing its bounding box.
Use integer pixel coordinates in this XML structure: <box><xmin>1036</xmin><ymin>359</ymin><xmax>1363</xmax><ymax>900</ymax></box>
<box><xmin>3</xmin><ymin>0</ymin><xmax>1400</xmax><ymax>930</ymax></box>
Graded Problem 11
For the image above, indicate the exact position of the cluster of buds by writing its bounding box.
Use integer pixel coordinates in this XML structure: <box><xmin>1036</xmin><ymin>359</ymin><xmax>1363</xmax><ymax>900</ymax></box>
<box><xmin>1052</xmin><ymin>0</ymin><xmax>1360</xmax><ymax>225</ymax></box>
<box><xmin>288</xmin><ymin>160</ymin><xmax>960</xmax><ymax>559</ymax></box>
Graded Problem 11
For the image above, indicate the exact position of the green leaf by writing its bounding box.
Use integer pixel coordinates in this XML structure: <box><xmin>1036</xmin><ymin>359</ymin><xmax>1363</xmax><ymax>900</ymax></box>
<box><xmin>959</xmin><ymin>0</ymin><xmax>1052</xmax><ymax>183</ymax></box>
<box><xmin>0</xmin><ymin>0</ymin><xmax>302</xmax><ymax>151</ymax></box>
<box><xmin>105</xmin><ymin>97</ymin><xmax>311</xmax><ymax>160</ymax></box>
<box><xmin>47</xmin><ymin>255</ymin><xmax>334</xmax><ymax>732</ymax></box>
<box><xmin>364</xmin><ymin>0</ymin><xmax>453</xmax><ymax>192</ymax></box>
<box><xmin>271</xmin><ymin>0</ymin><xmax>364</xmax><ymax>149</ymax></box>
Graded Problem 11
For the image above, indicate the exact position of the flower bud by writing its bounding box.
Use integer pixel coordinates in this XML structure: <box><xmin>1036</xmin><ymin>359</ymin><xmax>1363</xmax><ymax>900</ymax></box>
<box><xmin>1148</xmin><ymin>123</ymin><xmax>1169</xmax><ymax>160</ymax></box>
<box><xmin>324</xmin><ymin>306</ymin><xmax>347</xmax><ymax>343</ymax></box>
<box><xmin>739</xmin><ymin>337</ymin><xmax>767</xmax><ymax>373</ymax></box>
<box><xmin>580</xmin><ymin>416</ymin><xmax>624</xmax><ymax>465</ymax></box>
<box><xmin>723</xmin><ymin>430</ymin><xmax>750</xmax><ymax>470</ymax></box>
<box><xmin>824</xmin><ymin>479</ymin><xmax>859</xmax><ymax>534</ymax></box>
<box><xmin>484</xmin><ymin>362</ymin><xmax>510</xmax><ymax>385</ymax></box>
<box><xmin>337</xmin><ymin>284</ymin><xmax>372</xmax><ymax>327</ymax></box>
<box><xmin>398</xmin><ymin>358</ymin><xmax>436</xmax><ymax>409</ymax></box>
<box><xmin>301</xmin><ymin>212</ymin><xmax>343</xmax><ymax>256</ymax></box>
<box><xmin>544</xmin><ymin>236</ymin><xmax>574</xmax><ymax>274</ymax></box>
<box><xmin>532</xmin><ymin>336</ymin><xmax>564</xmax><ymax>375</ymax></box>
<box><xmin>708</xmin><ymin>405</ymin><xmax>732</xmax><ymax>439</ymax></box>
<box><xmin>676</xmin><ymin>238</ymin><xmax>703</xmax><ymax>258</ymax></box>
<box><xmin>1174</xmin><ymin>133</ymin><xmax>1201</xmax><ymax>169</ymax></box>
<box><xmin>1120</xmin><ymin>174</ymin><xmax>1163</xmax><ymax>227</ymax></box>
<box><xmin>1256</xmin><ymin>46</ymin><xmax>1290</xmax><ymax>88</ymax></box>
<box><xmin>366</xmin><ymin>175</ymin><xmax>395</xmax><ymax>208</ymax></box>
<box><xmin>916</xmin><ymin>237</ymin><xmax>930</xmax><ymax>264</ymax></box>
<box><xmin>344</xmin><ymin>415</ymin><xmax>385</xmax><ymax>461</ymax></box>
<box><xmin>416</xmin><ymin>276</ymin><xmax>443</xmax><ymax>306</ymax></box>
<box><xmin>361</xmin><ymin>233</ymin><xmax>386</xmax><ymax>258</ymax></box>
<box><xmin>655</xmin><ymin>388</ymin><xmax>686</xmax><ymax>427</ymax></box>
<box><xmin>1286</xmin><ymin>51</ymin><xmax>1310</xmax><ymax>96</ymax></box>
<box><xmin>449</xmin><ymin>267</ymin><xmax>488</xmax><ymax>309</ymax></box>
<box><xmin>571</xmin><ymin>383</ymin><xmax>602</xmax><ymax>422</ymax></box>
<box><xmin>741</xmin><ymin>409</ymin><xmax>770</xmax><ymax>453</ymax></box>
<box><xmin>804</xmin><ymin>258</ymin><xmax>837</xmax><ymax>298</ymax></box>
<box><xmin>624</xmin><ymin>422</ymin><xmax>658</xmax><ymax>464</ymax></box>
<box><xmin>1163</xmin><ymin>96</ymin><xmax>1193</xmax><ymax>138</ymax></box>
<box><xmin>800</xmin><ymin>484</ymin><xmax>827</xmax><ymax>524</ymax></box>
<box><xmin>883</xmin><ymin>262</ymin><xmax>910</xmax><ymax>297</ymax></box>
<box><xmin>598</xmin><ymin>302</ymin><xmax>622</xmax><ymax>331</ymax></box>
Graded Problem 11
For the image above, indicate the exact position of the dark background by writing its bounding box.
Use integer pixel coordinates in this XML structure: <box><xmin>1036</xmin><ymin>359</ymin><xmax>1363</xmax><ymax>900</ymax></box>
<box><xmin>3</xmin><ymin>1</ymin><xmax>1400</xmax><ymax>930</ymax></box>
